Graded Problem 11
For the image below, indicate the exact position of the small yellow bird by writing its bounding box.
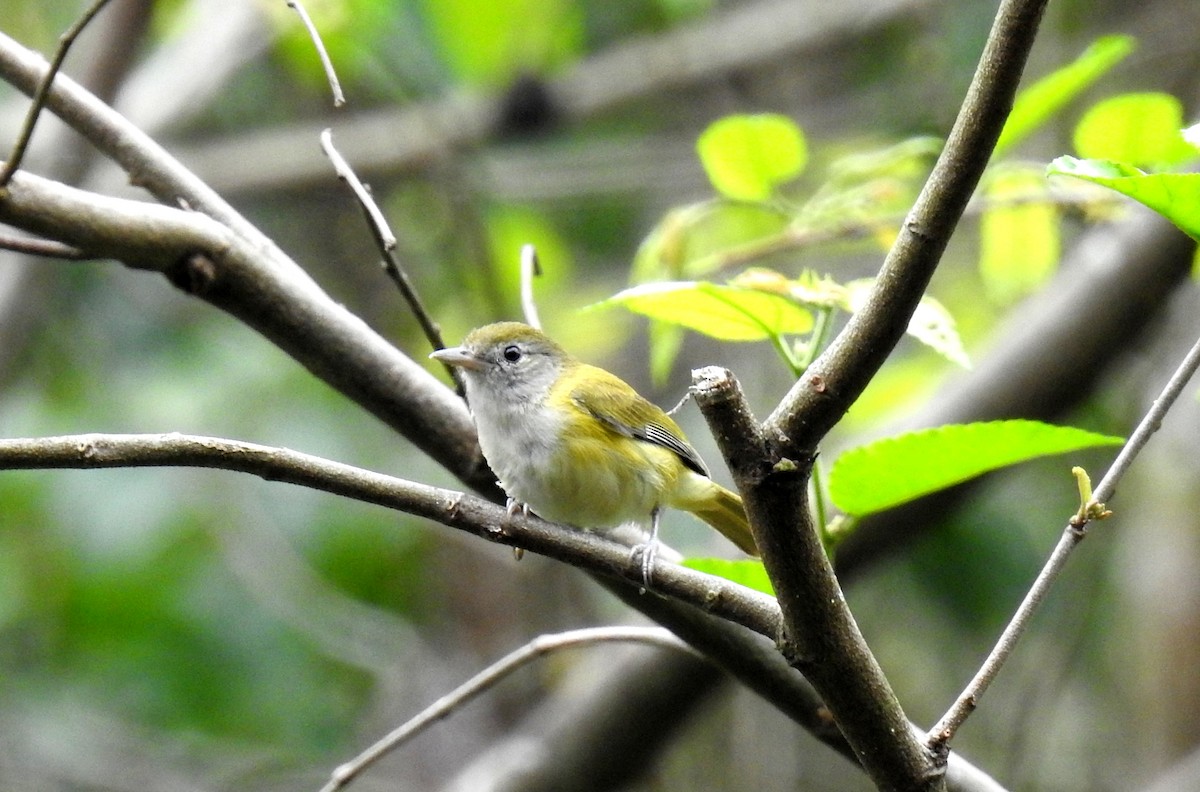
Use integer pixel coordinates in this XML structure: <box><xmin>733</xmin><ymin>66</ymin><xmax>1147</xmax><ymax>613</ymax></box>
<box><xmin>431</xmin><ymin>322</ymin><xmax>757</xmax><ymax>581</ymax></box>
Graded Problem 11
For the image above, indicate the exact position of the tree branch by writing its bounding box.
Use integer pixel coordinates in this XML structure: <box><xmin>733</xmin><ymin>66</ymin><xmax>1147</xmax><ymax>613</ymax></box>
<box><xmin>0</xmin><ymin>432</ymin><xmax>782</xmax><ymax>637</ymax></box>
<box><xmin>0</xmin><ymin>32</ymin><xmax>496</xmax><ymax>495</ymax></box>
<box><xmin>0</xmin><ymin>430</ymin><xmax>1007</xmax><ymax>791</ymax></box>
<box><xmin>694</xmin><ymin>367</ymin><xmax>937</xmax><ymax>791</ymax></box>
<box><xmin>0</xmin><ymin>0</ymin><xmax>113</xmax><ymax>187</ymax></box>
<box><xmin>766</xmin><ymin>0</ymin><xmax>1049</xmax><ymax>449</ymax></box>
<box><xmin>838</xmin><ymin>204</ymin><xmax>1196</xmax><ymax>573</ymax></box>
<box><xmin>0</xmin><ymin>166</ymin><xmax>234</xmax><ymax>268</ymax></box>
<box><xmin>694</xmin><ymin>1</ymin><xmax>1050</xmax><ymax>789</ymax></box>
<box><xmin>319</xmin><ymin>127</ymin><xmax>460</xmax><ymax>393</ymax></box>
<box><xmin>928</xmin><ymin>326</ymin><xmax>1200</xmax><ymax>749</ymax></box>
<box><xmin>0</xmin><ymin>231</ymin><xmax>86</xmax><ymax>259</ymax></box>
<box><xmin>323</xmin><ymin>627</ymin><xmax>698</xmax><ymax>792</ymax></box>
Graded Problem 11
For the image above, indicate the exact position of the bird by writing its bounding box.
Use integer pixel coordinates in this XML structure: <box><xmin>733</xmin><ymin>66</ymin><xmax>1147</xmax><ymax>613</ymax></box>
<box><xmin>431</xmin><ymin>321</ymin><xmax>757</xmax><ymax>585</ymax></box>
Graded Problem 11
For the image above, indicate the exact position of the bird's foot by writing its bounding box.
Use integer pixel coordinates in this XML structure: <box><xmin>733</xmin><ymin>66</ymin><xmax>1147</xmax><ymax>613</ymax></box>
<box><xmin>631</xmin><ymin>540</ymin><xmax>658</xmax><ymax>593</ymax></box>
<box><xmin>505</xmin><ymin>498</ymin><xmax>529</xmax><ymax>560</ymax></box>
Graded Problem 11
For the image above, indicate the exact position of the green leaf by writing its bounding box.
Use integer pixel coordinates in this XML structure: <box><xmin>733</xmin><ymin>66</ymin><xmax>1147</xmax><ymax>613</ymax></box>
<box><xmin>696</xmin><ymin>114</ymin><xmax>808</xmax><ymax>201</ymax></box>
<box><xmin>1048</xmin><ymin>156</ymin><xmax>1200</xmax><ymax>241</ymax></box>
<box><xmin>1073</xmin><ymin>92</ymin><xmax>1193</xmax><ymax>167</ymax></box>
<box><xmin>596</xmin><ymin>281</ymin><xmax>813</xmax><ymax>341</ymax></box>
<box><xmin>978</xmin><ymin>167</ymin><xmax>1061</xmax><ymax>303</ymax></box>
<box><xmin>828</xmin><ymin>420</ymin><xmax>1124</xmax><ymax>517</ymax></box>
<box><xmin>682</xmin><ymin>558</ymin><xmax>774</xmax><ymax>596</ymax></box>
<box><xmin>994</xmin><ymin>35</ymin><xmax>1135</xmax><ymax>157</ymax></box>
<box><xmin>844</xmin><ymin>280</ymin><xmax>970</xmax><ymax>368</ymax></box>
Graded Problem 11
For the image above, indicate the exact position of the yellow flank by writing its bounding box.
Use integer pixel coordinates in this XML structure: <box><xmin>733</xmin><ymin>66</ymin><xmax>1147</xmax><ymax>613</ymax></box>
<box><xmin>542</xmin><ymin>361</ymin><xmax>758</xmax><ymax>556</ymax></box>
<box><xmin>539</xmin><ymin>369</ymin><xmax>676</xmax><ymax>527</ymax></box>
<box><xmin>670</xmin><ymin>476</ymin><xmax>757</xmax><ymax>556</ymax></box>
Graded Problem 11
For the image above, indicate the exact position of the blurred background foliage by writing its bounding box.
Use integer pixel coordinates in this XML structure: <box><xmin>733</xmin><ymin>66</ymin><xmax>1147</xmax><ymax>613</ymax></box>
<box><xmin>1</xmin><ymin>0</ymin><xmax>1199</xmax><ymax>790</ymax></box>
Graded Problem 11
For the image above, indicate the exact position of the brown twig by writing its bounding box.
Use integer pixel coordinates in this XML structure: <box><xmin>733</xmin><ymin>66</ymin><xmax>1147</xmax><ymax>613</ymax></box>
<box><xmin>0</xmin><ymin>432</ymin><xmax>782</xmax><ymax>636</ymax></box>
<box><xmin>0</xmin><ymin>231</ymin><xmax>88</xmax><ymax>259</ymax></box>
<box><xmin>320</xmin><ymin>627</ymin><xmax>696</xmax><ymax>792</ymax></box>
<box><xmin>0</xmin><ymin>0</ymin><xmax>113</xmax><ymax>188</ymax></box>
<box><xmin>927</xmin><ymin>328</ymin><xmax>1200</xmax><ymax>750</ymax></box>
<box><xmin>286</xmin><ymin>0</ymin><xmax>345</xmax><ymax>108</ymax></box>
<box><xmin>318</xmin><ymin>129</ymin><xmax>461</xmax><ymax>391</ymax></box>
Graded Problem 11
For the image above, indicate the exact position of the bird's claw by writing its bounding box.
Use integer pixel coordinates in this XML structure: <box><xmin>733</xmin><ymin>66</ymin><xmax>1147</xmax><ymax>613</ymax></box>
<box><xmin>632</xmin><ymin>541</ymin><xmax>658</xmax><ymax>593</ymax></box>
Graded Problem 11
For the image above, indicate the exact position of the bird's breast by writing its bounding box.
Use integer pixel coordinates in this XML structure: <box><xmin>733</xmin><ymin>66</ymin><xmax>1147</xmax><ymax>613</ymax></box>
<box><xmin>470</xmin><ymin>391</ymin><xmax>676</xmax><ymax>529</ymax></box>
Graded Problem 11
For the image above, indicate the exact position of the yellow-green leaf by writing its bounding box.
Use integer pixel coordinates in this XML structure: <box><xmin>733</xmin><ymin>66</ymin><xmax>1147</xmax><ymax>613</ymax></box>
<box><xmin>682</xmin><ymin>558</ymin><xmax>774</xmax><ymax>595</ymax></box>
<box><xmin>978</xmin><ymin>168</ymin><xmax>1061</xmax><ymax>303</ymax></box>
<box><xmin>696</xmin><ymin>114</ymin><xmax>808</xmax><ymax>201</ymax></box>
<box><xmin>596</xmin><ymin>281</ymin><xmax>813</xmax><ymax>341</ymax></box>
<box><xmin>1073</xmin><ymin>92</ymin><xmax>1193</xmax><ymax>167</ymax></box>
<box><xmin>829</xmin><ymin>420</ymin><xmax>1123</xmax><ymax>517</ymax></box>
<box><xmin>995</xmin><ymin>35</ymin><xmax>1135</xmax><ymax>157</ymax></box>
<box><xmin>1048</xmin><ymin>156</ymin><xmax>1200</xmax><ymax>242</ymax></box>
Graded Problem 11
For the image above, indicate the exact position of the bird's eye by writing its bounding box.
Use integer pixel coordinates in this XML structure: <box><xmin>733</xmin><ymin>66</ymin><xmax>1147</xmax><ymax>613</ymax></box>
<box><xmin>502</xmin><ymin>345</ymin><xmax>522</xmax><ymax>362</ymax></box>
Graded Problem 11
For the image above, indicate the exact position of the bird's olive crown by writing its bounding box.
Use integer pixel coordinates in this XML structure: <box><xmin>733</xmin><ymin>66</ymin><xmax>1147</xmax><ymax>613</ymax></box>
<box><xmin>462</xmin><ymin>322</ymin><xmax>568</xmax><ymax>389</ymax></box>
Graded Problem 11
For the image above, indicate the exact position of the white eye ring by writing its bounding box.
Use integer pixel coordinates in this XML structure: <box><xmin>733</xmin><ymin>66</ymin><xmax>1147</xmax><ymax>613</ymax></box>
<box><xmin>502</xmin><ymin>345</ymin><xmax>522</xmax><ymax>362</ymax></box>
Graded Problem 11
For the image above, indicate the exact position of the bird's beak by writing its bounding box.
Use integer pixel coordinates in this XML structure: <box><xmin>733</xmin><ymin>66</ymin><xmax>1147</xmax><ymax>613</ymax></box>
<box><xmin>430</xmin><ymin>345</ymin><xmax>486</xmax><ymax>371</ymax></box>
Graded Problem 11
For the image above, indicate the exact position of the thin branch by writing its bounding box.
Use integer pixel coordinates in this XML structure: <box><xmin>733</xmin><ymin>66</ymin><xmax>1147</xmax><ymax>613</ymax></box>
<box><xmin>436</xmin><ymin>632</ymin><xmax>730</xmax><ymax>792</ymax></box>
<box><xmin>0</xmin><ymin>432</ymin><xmax>783</xmax><ymax>638</ymax></box>
<box><xmin>519</xmin><ymin>243</ymin><xmax>542</xmax><ymax>329</ymax></box>
<box><xmin>320</xmin><ymin>627</ymin><xmax>696</xmax><ymax>792</ymax></box>
<box><xmin>318</xmin><ymin>129</ymin><xmax>461</xmax><ymax>388</ymax></box>
<box><xmin>0</xmin><ymin>166</ymin><xmax>237</xmax><ymax>271</ymax></box>
<box><xmin>0</xmin><ymin>231</ymin><xmax>87</xmax><ymax>259</ymax></box>
<box><xmin>927</xmin><ymin>328</ymin><xmax>1200</xmax><ymax>749</ymax></box>
<box><xmin>320</xmin><ymin>129</ymin><xmax>395</xmax><ymax>249</ymax></box>
<box><xmin>0</xmin><ymin>0</ymin><xmax>113</xmax><ymax>187</ymax></box>
<box><xmin>286</xmin><ymin>0</ymin><xmax>345</xmax><ymax>108</ymax></box>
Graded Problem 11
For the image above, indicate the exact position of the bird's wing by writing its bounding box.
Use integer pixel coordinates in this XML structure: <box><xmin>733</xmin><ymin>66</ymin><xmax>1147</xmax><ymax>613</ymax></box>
<box><xmin>569</xmin><ymin>365</ymin><xmax>710</xmax><ymax>477</ymax></box>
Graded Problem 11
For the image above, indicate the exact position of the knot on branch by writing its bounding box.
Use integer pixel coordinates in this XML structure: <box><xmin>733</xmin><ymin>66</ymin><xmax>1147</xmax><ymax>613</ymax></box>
<box><xmin>168</xmin><ymin>252</ymin><xmax>219</xmax><ymax>295</ymax></box>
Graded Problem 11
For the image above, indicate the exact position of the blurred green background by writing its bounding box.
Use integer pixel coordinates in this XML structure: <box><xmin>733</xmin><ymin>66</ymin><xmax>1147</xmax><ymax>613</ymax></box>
<box><xmin>2</xmin><ymin>0</ymin><xmax>1200</xmax><ymax>789</ymax></box>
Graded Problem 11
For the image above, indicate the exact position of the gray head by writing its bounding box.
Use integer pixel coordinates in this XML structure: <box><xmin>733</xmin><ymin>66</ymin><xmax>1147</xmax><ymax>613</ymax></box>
<box><xmin>430</xmin><ymin>322</ymin><xmax>571</xmax><ymax>404</ymax></box>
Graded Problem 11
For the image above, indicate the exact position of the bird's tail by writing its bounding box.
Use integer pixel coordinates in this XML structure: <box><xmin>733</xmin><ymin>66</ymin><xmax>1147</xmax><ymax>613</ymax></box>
<box><xmin>676</xmin><ymin>476</ymin><xmax>758</xmax><ymax>556</ymax></box>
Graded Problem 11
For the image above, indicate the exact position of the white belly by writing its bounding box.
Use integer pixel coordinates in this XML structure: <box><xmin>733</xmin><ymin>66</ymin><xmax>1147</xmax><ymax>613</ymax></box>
<box><xmin>469</xmin><ymin>392</ymin><xmax>665</xmax><ymax>529</ymax></box>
